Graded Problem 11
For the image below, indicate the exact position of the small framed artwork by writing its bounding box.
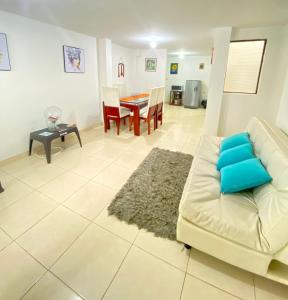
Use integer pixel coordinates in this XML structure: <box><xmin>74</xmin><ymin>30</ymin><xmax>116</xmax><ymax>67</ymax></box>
<box><xmin>170</xmin><ymin>63</ymin><xmax>178</xmax><ymax>74</ymax></box>
<box><xmin>0</xmin><ymin>33</ymin><xmax>11</xmax><ymax>71</ymax></box>
<box><xmin>145</xmin><ymin>58</ymin><xmax>157</xmax><ymax>72</ymax></box>
<box><xmin>199</xmin><ymin>63</ymin><xmax>205</xmax><ymax>70</ymax></box>
<box><xmin>63</xmin><ymin>45</ymin><xmax>85</xmax><ymax>73</ymax></box>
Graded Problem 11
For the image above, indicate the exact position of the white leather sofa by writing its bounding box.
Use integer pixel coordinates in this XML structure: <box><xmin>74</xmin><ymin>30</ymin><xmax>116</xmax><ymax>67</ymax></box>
<box><xmin>177</xmin><ymin>117</ymin><xmax>288</xmax><ymax>285</ymax></box>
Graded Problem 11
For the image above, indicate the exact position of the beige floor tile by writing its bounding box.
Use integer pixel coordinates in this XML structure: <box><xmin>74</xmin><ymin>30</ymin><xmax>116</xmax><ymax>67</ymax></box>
<box><xmin>17</xmin><ymin>206</ymin><xmax>89</xmax><ymax>268</ymax></box>
<box><xmin>69</xmin><ymin>140</ymin><xmax>104</xmax><ymax>156</ymax></box>
<box><xmin>0</xmin><ymin>156</ymin><xmax>42</xmax><ymax>176</ymax></box>
<box><xmin>51</xmin><ymin>224</ymin><xmax>130</xmax><ymax>300</ymax></box>
<box><xmin>181</xmin><ymin>273</ymin><xmax>239</xmax><ymax>300</ymax></box>
<box><xmin>113</xmin><ymin>149</ymin><xmax>147</xmax><ymax>170</ymax></box>
<box><xmin>0</xmin><ymin>191</ymin><xmax>57</xmax><ymax>239</ymax></box>
<box><xmin>187</xmin><ymin>249</ymin><xmax>255</xmax><ymax>300</ymax></box>
<box><xmin>0</xmin><ymin>171</ymin><xmax>34</xmax><ymax>211</ymax></box>
<box><xmin>22</xmin><ymin>272</ymin><xmax>83</xmax><ymax>300</ymax></box>
<box><xmin>94</xmin><ymin>208</ymin><xmax>139</xmax><ymax>242</ymax></box>
<box><xmin>104</xmin><ymin>246</ymin><xmax>185</xmax><ymax>300</ymax></box>
<box><xmin>254</xmin><ymin>275</ymin><xmax>288</xmax><ymax>300</ymax></box>
<box><xmin>64</xmin><ymin>182</ymin><xmax>117</xmax><ymax>220</ymax></box>
<box><xmin>91</xmin><ymin>143</ymin><xmax>126</xmax><ymax>161</ymax></box>
<box><xmin>14</xmin><ymin>163</ymin><xmax>66</xmax><ymax>188</ymax></box>
<box><xmin>134</xmin><ymin>229</ymin><xmax>190</xmax><ymax>271</ymax></box>
<box><xmin>0</xmin><ymin>228</ymin><xmax>12</xmax><ymax>251</ymax></box>
<box><xmin>38</xmin><ymin>172</ymin><xmax>88</xmax><ymax>203</ymax></box>
<box><xmin>92</xmin><ymin>164</ymin><xmax>132</xmax><ymax>190</ymax></box>
<box><xmin>0</xmin><ymin>243</ymin><xmax>45</xmax><ymax>300</ymax></box>
<box><xmin>69</xmin><ymin>155</ymin><xmax>113</xmax><ymax>179</ymax></box>
<box><xmin>52</xmin><ymin>151</ymin><xmax>87</xmax><ymax>171</ymax></box>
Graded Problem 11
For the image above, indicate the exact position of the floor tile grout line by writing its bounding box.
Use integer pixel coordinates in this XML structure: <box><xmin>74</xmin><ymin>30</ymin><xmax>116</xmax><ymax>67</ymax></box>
<box><xmin>100</xmin><ymin>226</ymin><xmax>141</xmax><ymax>299</ymax></box>
<box><xmin>6</xmin><ymin>201</ymin><xmax>62</xmax><ymax>242</ymax></box>
<box><xmin>132</xmin><ymin>243</ymin><xmax>188</xmax><ymax>274</ymax></box>
<box><xmin>253</xmin><ymin>275</ymin><xmax>257</xmax><ymax>300</ymax></box>
<box><xmin>185</xmin><ymin>271</ymin><xmax>245</xmax><ymax>300</ymax></box>
<box><xmin>91</xmin><ymin>221</ymin><xmax>135</xmax><ymax>245</ymax></box>
<box><xmin>0</xmin><ymin>153</ymin><xmax>130</xmax><ymax>254</ymax></box>
<box><xmin>15</xmin><ymin>221</ymin><xmax>93</xmax><ymax>300</ymax></box>
<box><xmin>46</xmin><ymin>221</ymin><xmax>93</xmax><ymax>270</ymax></box>
<box><xmin>179</xmin><ymin>247</ymin><xmax>191</xmax><ymax>300</ymax></box>
<box><xmin>46</xmin><ymin>270</ymin><xmax>86</xmax><ymax>300</ymax></box>
<box><xmin>19</xmin><ymin>269</ymin><xmax>50</xmax><ymax>299</ymax></box>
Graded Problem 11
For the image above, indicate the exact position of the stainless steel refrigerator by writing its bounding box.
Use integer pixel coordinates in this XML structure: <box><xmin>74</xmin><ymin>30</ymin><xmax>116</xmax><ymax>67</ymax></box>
<box><xmin>183</xmin><ymin>80</ymin><xmax>201</xmax><ymax>108</ymax></box>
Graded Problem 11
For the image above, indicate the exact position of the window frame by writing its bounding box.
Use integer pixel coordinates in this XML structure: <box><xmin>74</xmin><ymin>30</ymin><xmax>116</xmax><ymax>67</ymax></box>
<box><xmin>224</xmin><ymin>39</ymin><xmax>267</xmax><ymax>95</ymax></box>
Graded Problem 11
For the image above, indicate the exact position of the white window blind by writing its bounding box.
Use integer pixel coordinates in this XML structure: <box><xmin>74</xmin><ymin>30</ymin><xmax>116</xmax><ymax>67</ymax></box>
<box><xmin>224</xmin><ymin>40</ymin><xmax>266</xmax><ymax>94</ymax></box>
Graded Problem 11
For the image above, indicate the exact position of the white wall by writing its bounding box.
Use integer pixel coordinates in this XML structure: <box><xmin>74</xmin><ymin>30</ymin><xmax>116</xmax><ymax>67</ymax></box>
<box><xmin>111</xmin><ymin>43</ymin><xmax>136</xmax><ymax>95</ymax></box>
<box><xmin>0</xmin><ymin>10</ymin><xmax>99</xmax><ymax>160</ymax></box>
<box><xmin>110</xmin><ymin>45</ymin><xmax>167</xmax><ymax>94</ymax></box>
<box><xmin>276</xmin><ymin>26</ymin><xmax>288</xmax><ymax>135</ymax></box>
<box><xmin>134</xmin><ymin>49</ymin><xmax>167</xmax><ymax>93</ymax></box>
<box><xmin>204</xmin><ymin>27</ymin><xmax>232</xmax><ymax>135</ymax></box>
<box><xmin>166</xmin><ymin>55</ymin><xmax>211</xmax><ymax>101</ymax></box>
<box><xmin>219</xmin><ymin>26</ymin><xmax>288</xmax><ymax>136</ymax></box>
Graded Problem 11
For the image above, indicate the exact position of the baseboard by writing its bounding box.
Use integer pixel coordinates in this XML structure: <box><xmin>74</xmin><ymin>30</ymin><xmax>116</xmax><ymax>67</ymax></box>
<box><xmin>0</xmin><ymin>122</ymin><xmax>102</xmax><ymax>167</ymax></box>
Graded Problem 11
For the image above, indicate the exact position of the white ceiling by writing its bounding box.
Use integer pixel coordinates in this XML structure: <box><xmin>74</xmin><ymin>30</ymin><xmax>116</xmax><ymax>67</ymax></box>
<box><xmin>0</xmin><ymin>0</ymin><xmax>288</xmax><ymax>54</ymax></box>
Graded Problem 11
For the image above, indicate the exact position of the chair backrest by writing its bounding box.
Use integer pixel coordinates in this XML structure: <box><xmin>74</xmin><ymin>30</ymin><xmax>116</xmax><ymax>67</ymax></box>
<box><xmin>157</xmin><ymin>87</ymin><xmax>165</xmax><ymax>104</ymax></box>
<box><xmin>112</xmin><ymin>83</ymin><xmax>128</xmax><ymax>98</ymax></box>
<box><xmin>102</xmin><ymin>87</ymin><xmax>120</xmax><ymax>108</ymax></box>
<box><xmin>148</xmin><ymin>87</ymin><xmax>159</xmax><ymax>109</ymax></box>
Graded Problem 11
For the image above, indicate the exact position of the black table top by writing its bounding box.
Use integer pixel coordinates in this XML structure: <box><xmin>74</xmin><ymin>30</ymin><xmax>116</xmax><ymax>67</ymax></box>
<box><xmin>30</xmin><ymin>124</ymin><xmax>77</xmax><ymax>139</ymax></box>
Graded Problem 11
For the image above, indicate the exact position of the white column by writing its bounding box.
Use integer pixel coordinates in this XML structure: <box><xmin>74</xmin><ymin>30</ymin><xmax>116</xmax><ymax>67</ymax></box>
<box><xmin>98</xmin><ymin>38</ymin><xmax>113</xmax><ymax>91</ymax></box>
<box><xmin>204</xmin><ymin>27</ymin><xmax>232</xmax><ymax>135</ymax></box>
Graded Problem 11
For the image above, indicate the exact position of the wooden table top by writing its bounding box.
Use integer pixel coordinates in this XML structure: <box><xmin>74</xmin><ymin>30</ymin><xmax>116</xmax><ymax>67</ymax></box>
<box><xmin>120</xmin><ymin>93</ymin><xmax>149</xmax><ymax>103</ymax></box>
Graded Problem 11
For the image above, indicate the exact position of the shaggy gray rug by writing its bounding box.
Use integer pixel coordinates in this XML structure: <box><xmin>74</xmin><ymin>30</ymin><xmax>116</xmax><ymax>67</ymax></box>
<box><xmin>108</xmin><ymin>148</ymin><xmax>193</xmax><ymax>240</ymax></box>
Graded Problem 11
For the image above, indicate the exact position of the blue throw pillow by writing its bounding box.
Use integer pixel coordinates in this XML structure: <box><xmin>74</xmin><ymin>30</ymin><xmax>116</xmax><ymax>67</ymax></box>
<box><xmin>220</xmin><ymin>132</ymin><xmax>250</xmax><ymax>152</ymax></box>
<box><xmin>220</xmin><ymin>158</ymin><xmax>272</xmax><ymax>194</ymax></box>
<box><xmin>217</xmin><ymin>143</ymin><xmax>255</xmax><ymax>171</ymax></box>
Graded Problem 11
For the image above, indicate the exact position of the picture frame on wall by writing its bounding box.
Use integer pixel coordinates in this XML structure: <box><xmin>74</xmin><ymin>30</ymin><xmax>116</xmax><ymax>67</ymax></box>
<box><xmin>0</xmin><ymin>33</ymin><xmax>11</xmax><ymax>71</ymax></box>
<box><xmin>170</xmin><ymin>63</ymin><xmax>178</xmax><ymax>74</ymax></box>
<box><xmin>63</xmin><ymin>45</ymin><xmax>85</xmax><ymax>73</ymax></box>
<box><xmin>145</xmin><ymin>58</ymin><xmax>157</xmax><ymax>72</ymax></box>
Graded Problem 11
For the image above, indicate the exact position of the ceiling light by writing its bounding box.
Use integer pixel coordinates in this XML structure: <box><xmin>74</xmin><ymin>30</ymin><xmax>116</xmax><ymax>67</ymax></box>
<box><xmin>179</xmin><ymin>52</ymin><xmax>184</xmax><ymax>59</ymax></box>
<box><xmin>150</xmin><ymin>41</ymin><xmax>157</xmax><ymax>48</ymax></box>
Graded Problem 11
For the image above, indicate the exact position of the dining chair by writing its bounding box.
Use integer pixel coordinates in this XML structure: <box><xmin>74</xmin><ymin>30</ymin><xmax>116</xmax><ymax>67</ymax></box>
<box><xmin>156</xmin><ymin>86</ymin><xmax>165</xmax><ymax>127</ymax></box>
<box><xmin>112</xmin><ymin>83</ymin><xmax>128</xmax><ymax>98</ymax></box>
<box><xmin>129</xmin><ymin>87</ymin><xmax>158</xmax><ymax>135</ymax></box>
<box><xmin>102</xmin><ymin>86</ymin><xmax>130</xmax><ymax>135</ymax></box>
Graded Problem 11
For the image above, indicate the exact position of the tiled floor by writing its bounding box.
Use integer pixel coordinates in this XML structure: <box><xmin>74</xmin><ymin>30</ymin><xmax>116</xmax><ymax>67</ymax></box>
<box><xmin>0</xmin><ymin>105</ymin><xmax>287</xmax><ymax>299</ymax></box>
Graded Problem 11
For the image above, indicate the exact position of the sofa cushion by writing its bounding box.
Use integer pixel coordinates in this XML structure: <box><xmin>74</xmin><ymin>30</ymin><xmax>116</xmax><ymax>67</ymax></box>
<box><xmin>220</xmin><ymin>158</ymin><xmax>272</xmax><ymax>194</ymax></box>
<box><xmin>247</xmin><ymin>118</ymin><xmax>288</xmax><ymax>253</ymax></box>
<box><xmin>220</xmin><ymin>132</ymin><xmax>250</xmax><ymax>152</ymax></box>
<box><xmin>216</xmin><ymin>143</ymin><xmax>254</xmax><ymax>171</ymax></box>
<box><xmin>179</xmin><ymin>135</ymin><xmax>270</xmax><ymax>252</ymax></box>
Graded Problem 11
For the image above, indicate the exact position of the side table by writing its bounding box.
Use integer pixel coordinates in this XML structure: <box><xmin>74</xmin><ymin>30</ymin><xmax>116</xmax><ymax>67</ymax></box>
<box><xmin>29</xmin><ymin>124</ymin><xmax>82</xmax><ymax>164</ymax></box>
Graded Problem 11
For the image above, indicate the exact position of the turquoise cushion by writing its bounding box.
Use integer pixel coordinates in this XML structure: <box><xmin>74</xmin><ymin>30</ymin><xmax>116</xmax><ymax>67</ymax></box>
<box><xmin>217</xmin><ymin>143</ymin><xmax>255</xmax><ymax>171</ymax></box>
<box><xmin>220</xmin><ymin>158</ymin><xmax>272</xmax><ymax>194</ymax></box>
<box><xmin>220</xmin><ymin>132</ymin><xmax>250</xmax><ymax>152</ymax></box>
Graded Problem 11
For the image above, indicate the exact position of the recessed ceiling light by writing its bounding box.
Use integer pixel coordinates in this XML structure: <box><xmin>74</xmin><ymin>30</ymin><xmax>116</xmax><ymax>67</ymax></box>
<box><xmin>150</xmin><ymin>41</ymin><xmax>157</xmax><ymax>48</ymax></box>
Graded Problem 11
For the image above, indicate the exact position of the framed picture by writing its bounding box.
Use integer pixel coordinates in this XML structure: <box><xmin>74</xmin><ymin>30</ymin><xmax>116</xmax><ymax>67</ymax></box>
<box><xmin>145</xmin><ymin>58</ymin><xmax>157</xmax><ymax>72</ymax></box>
<box><xmin>63</xmin><ymin>45</ymin><xmax>85</xmax><ymax>73</ymax></box>
<box><xmin>170</xmin><ymin>63</ymin><xmax>178</xmax><ymax>74</ymax></box>
<box><xmin>0</xmin><ymin>33</ymin><xmax>11</xmax><ymax>71</ymax></box>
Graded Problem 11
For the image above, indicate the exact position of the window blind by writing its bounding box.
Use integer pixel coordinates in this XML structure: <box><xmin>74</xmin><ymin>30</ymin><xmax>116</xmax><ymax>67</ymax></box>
<box><xmin>224</xmin><ymin>40</ymin><xmax>266</xmax><ymax>94</ymax></box>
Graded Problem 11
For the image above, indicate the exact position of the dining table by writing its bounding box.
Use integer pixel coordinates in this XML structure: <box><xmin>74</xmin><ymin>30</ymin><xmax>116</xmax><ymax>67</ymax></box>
<box><xmin>120</xmin><ymin>93</ymin><xmax>149</xmax><ymax>136</ymax></box>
